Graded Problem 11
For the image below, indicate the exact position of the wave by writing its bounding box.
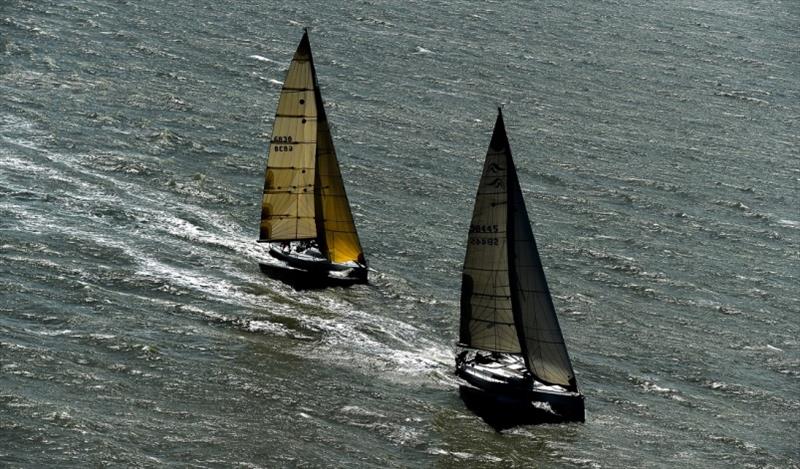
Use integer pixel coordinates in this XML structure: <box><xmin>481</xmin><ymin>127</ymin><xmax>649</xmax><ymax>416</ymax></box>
<box><xmin>248</xmin><ymin>54</ymin><xmax>275</xmax><ymax>63</ymax></box>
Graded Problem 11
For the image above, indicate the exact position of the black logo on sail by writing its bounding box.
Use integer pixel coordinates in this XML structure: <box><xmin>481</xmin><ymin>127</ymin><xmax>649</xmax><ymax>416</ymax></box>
<box><xmin>488</xmin><ymin>178</ymin><xmax>505</xmax><ymax>189</ymax></box>
<box><xmin>488</xmin><ymin>162</ymin><xmax>505</xmax><ymax>173</ymax></box>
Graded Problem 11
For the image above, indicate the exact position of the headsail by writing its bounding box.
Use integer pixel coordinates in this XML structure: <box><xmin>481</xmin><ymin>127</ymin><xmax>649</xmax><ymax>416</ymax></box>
<box><xmin>310</xmin><ymin>53</ymin><xmax>365</xmax><ymax>265</ymax></box>
<box><xmin>503</xmin><ymin>114</ymin><xmax>577</xmax><ymax>390</ymax></box>
<box><xmin>259</xmin><ymin>32</ymin><xmax>319</xmax><ymax>242</ymax></box>
<box><xmin>314</xmin><ymin>113</ymin><xmax>365</xmax><ymax>265</ymax></box>
<box><xmin>459</xmin><ymin>111</ymin><xmax>520</xmax><ymax>354</ymax></box>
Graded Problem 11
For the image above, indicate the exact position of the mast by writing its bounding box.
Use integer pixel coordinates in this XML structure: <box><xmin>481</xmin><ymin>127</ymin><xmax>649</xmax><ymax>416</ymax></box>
<box><xmin>259</xmin><ymin>31</ymin><xmax>319</xmax><ymax>242</ymax></box>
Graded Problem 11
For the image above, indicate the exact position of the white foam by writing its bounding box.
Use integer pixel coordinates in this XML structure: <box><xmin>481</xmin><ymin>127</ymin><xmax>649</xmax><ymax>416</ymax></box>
<box><xmin>248</xmin><ymin>54</ymin><xmax>274</xmax><ymax>63</ymax></box>
<box><xmin>246</xmin><ymin>320</ymin><xmax>292</xmax><ymax>337</ymax></box>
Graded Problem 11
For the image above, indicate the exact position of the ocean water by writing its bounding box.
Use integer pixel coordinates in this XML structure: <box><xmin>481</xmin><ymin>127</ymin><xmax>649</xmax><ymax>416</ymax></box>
<box><xmin>1</xmin><ymin>0</ymin><xmax>798</xmax><ymax>467</ymax></box>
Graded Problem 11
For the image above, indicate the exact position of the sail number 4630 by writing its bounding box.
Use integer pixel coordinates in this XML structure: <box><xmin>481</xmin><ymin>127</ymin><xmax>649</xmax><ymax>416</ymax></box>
<box><xmin>272</xmin><ymin>135</ymin><xmax>294</xmax><ymax>152</ymax></box>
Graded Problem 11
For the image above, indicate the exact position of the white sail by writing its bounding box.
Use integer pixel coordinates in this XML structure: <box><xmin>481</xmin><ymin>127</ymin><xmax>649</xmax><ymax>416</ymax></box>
<box><xmin>459</xmin><ymin>114</ymin><xmax>520</xmax><ymax>353</ymax></box>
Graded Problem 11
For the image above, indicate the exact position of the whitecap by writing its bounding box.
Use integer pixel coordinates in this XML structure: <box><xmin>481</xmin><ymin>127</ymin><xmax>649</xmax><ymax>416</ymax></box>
<box><xmin>340</xmin><ymin>405</ymin><xmax>386</xmax><ymax>418</ymax></box>
<box><xmin>248</xmin><ymin>54</ymin><xmax>274</xmax><ymax>63</ymax></box>
<box><xmin>246</xmin><ymin>320</ymin><xmax>292</xmax><ymax>337</ymax></box>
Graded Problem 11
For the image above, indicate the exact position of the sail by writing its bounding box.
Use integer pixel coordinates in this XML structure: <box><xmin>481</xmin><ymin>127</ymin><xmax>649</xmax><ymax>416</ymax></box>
<box><xmin>314</xmin><ymin>107</ymin><xmax>365</xmax><ymax>264</ymax></box>
<box><xmin>504</xmin><ymin>118</ymin><xmax>577</xmax><ymax>390</ymax></box>
<box><xmin>459</xmin><ymin>112</ymin><xmax>520</xmax><ymax>353</ymax></box>
<box><xmin>259</xmin><ymin>32</ymin><xmax>319</xmax><ymax>242</ymax></box>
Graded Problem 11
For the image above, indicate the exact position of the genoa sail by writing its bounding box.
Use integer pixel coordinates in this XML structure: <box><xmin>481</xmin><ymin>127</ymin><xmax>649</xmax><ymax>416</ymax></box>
<box><xmin>461</xmin><ymin>109</ymin><xmax>577</xmax><ymax>390</ymax></box>
<box><xmin>314</xmin><ymin>112</ymin><xmax>365</xmax><ymax>264</ymax></box>
<box><xmin>505</xmin><ymin>130</ymin><xmax>577</xmax><ymax>390</ymax></box>
<box><xmin>259</xmin><ymin>32</ymin><xmax>319</xmax><ymax>242</ymax></box>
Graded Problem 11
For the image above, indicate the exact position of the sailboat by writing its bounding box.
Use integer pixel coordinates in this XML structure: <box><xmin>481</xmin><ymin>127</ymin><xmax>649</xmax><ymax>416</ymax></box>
<box><xmin>455</xmin><ymin>109</ymin><xmax>584</xmax><ymax>423</ymax></box>
<box><xmin>257</xmin><ymin>31</ymin><xmax>368</xmax><ymax>287</ymax></box>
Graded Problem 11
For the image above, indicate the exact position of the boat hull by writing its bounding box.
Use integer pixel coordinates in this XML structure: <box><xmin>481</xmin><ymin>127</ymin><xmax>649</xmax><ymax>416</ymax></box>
<box><xmin>258</xmin><ymin>262</ymin><xmax>367</xmax><ymax>289</ymax></box>
<box><xmin>267</xmin><ymin>246</ymin><xmax>356</xmax><ymax>272</ymax></box>
<box><xmin>456</xmin><ymin>355</ymin><xmax>585</xmax><ymax>423</ymax></box>
<box><xmin>259</xmin><ymin>262</ymin><xmax>367</xmax><ymax>290</ymax></box>
<box><xmin>259</xmin><ymin>245</ymin><xmax>367</xmax><ymax>289</ymax></box>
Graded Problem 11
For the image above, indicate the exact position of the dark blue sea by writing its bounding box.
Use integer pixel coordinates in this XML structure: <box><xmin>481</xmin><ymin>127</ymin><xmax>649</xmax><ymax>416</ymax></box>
<box><xmin>1</xmin><ymin>0</ymin><xmax>798</xmax><ymax>467</ymax></box>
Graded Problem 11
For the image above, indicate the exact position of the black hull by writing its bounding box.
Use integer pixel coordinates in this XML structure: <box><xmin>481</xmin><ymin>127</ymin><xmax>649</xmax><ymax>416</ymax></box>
<box><xmin>259</xmin><ymin>262</ymin><xmax>367</xmax><ymax>290</ymax></box>
<box><xmin>458</xmin><ymin>385</ymin><xmax>578</xmax><ymax>430</ymax></box>
<box><xmin>456</xmin><ymin>357</ymin><xmax>585</xmax><ymax>424</ymax></box>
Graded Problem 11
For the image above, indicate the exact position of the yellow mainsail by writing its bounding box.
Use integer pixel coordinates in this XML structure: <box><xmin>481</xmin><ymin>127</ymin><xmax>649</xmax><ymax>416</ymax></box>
<box><xmin>259</xmin><ymin>33</ymin><xmax>318</xmax><ymax>241</ymax></box>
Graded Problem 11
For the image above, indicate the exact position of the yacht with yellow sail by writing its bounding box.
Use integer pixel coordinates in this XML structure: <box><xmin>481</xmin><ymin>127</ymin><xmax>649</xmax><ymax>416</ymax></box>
<box><xmin>257</xmin><ymin>31</ymin><xmax>367</xmax><ymax>287</ymax></box>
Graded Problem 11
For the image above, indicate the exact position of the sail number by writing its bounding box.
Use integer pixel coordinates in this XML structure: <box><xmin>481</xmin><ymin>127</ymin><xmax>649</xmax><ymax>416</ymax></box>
<box><xmin>469</xmin><ymin>224</ymin><xmax>499</xmax><ymax>233</ymax></box>
<box><xmin>469</xmin><ymin>224</ymin><xmax>499</xmax><ymax>246</ymax></box>
<box><xmin>272</xmin><ymin>135</ymin><xmax>294</xmax><ymax>152</ymax></box>
<box><xmin>469</xmin><ymin>237</ymin><xmax>499</xmax><ymax>246</ymax></box>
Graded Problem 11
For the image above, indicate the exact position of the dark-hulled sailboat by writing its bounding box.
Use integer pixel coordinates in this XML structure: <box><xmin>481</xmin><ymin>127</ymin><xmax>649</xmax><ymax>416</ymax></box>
<box><xmin>257</xmin><ymin>31</ymin><xmax>368</xmax><ymax>287</ymax></box>
<box><xmin>456</xmin><ymin>109</ymin><xmax>584</xmax><ymax>423</ymax></box>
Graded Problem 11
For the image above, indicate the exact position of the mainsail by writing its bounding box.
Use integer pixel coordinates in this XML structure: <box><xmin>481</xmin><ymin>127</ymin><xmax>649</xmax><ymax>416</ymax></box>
<box><xmin>460</xmin><ymin>112</ymin><xmax>519</xmax><ymax>353</ymax></box>
<box><xmin>460</xmin><ymin>109</ymin><xmax>577</xmax><ymax>390</ymax></box>
<box><xmin>259</xmin><ymin>32</ymin><xmax>319</xmax><ymax>242</ymax></box>
<box><xmin>259</xmin><ymin>31</ymin><xmax>365</xmax><ymax>266</ymax></box>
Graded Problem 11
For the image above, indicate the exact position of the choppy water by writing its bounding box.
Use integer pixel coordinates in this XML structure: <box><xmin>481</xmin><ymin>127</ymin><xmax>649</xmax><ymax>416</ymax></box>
<box><xmin>1</xmin><ymin>0</ymin><xmax>798</xmax><ymax>467</ymax></box>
